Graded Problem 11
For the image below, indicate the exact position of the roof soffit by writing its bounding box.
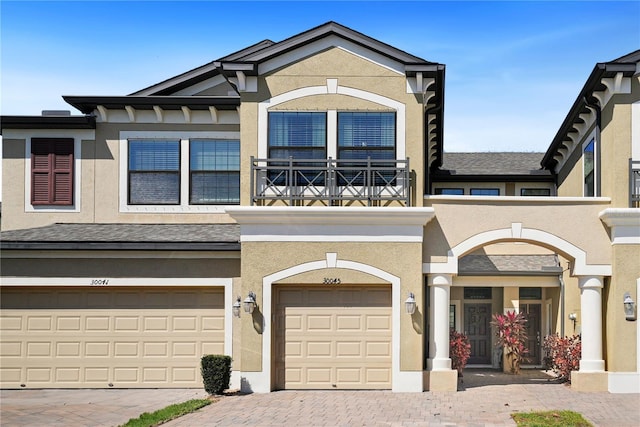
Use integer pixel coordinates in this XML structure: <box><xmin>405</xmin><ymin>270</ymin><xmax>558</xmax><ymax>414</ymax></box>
<box><xmin>542</xmin><ymin>52</ymin><xmax>639</xmax><ymax>170</ymax></box>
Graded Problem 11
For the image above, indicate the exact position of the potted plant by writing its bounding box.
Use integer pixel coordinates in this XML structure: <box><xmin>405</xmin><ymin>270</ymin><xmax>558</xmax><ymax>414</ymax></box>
<box><xmin>449</xmin><ymin>329</ymin><xmax>471</xmax><ymax>378</ymax></box>
<box><xmin>491</xmin><ymin>311</ymin><xmax>529</xmax><ymax>374</ymax></box>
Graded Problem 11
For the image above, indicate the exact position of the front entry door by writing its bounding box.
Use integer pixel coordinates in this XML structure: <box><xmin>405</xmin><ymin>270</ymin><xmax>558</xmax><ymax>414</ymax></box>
<box><xmin>464</xmin><ymin>304</ymin><xmax>492</xmax><ymax>364</ymax></box>
<box><xmin>520</xmin><ymin>304</ymin><xmax>542</xmax><ymax>365</ymax></box>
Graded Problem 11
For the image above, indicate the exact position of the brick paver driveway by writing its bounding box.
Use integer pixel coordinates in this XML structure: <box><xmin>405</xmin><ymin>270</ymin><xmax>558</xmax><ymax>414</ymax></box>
<box><xmin>1</xmin><ymin>371</ymin><xmax>638</xmax><ymax>426</ymax></box>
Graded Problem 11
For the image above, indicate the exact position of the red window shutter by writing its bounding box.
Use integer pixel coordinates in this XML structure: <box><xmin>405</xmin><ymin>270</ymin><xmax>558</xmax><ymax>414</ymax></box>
<box><xmin>31</xmin><ymin>138</ymin><xmax>74</xmax><ymax>205</ymax></box>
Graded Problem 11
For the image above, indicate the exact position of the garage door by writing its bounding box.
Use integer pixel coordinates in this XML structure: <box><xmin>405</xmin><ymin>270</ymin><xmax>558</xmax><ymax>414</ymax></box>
<box><xmin>0</xmin><ymin>287</ymin><xmax>224</xmax><ymax>389</ymax></box>
<box><xmin>274</xmin><ymin>285</ymin><xmax>391</xmax><ymax>390</ymax></box>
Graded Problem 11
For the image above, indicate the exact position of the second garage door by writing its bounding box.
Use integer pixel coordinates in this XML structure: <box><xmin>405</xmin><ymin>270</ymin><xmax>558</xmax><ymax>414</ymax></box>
<box><xmin>274</xmin><ymin>285</ymin><xmax>391</xmax><ymax>390</ymax></box>
<box><xmin>0</xmin><ymin>286</ymin><xmax>225</xmax><ymax>389</ymax></box>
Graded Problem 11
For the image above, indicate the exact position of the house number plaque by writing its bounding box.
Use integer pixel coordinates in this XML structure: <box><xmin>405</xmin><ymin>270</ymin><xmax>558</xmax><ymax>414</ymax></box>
<box><xmin>323</xmin><ymin>278</ymin><xmax>341</xmax><ymax>285</ymax></box>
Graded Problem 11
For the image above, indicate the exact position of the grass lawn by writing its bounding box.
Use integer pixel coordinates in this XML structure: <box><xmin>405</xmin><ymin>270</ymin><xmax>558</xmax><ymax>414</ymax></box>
<box><xmin>120</xmin><ymin>398</ymin><xmax>213</xmax><ymax>427</ymax></box>
<box><xmin>512</xmin><ymin>410</ymin><xmax>593</xmax><ymax>427</ymax></box>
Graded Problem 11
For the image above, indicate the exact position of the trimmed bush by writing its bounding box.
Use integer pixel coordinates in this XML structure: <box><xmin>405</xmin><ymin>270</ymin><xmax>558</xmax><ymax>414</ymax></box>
<box><xmin>201</xmin><ymin>354</ymin><xmax>231</xmax><ymax>395</ymax></box>
<box><xmin>450</xmin><ymin>329</ymin><xmax>471</xmax><ymax>377</ymax></box>
<box><xmin>543</xmin><ymin>333</ymin><xmax>581</xmax><ymax>383</ymax></box>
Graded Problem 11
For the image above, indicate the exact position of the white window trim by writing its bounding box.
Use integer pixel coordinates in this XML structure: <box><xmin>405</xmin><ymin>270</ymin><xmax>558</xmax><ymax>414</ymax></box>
<box><xmin>258</xmin><ymin>81</ymin><xmax>406</xmax><ymax>160</ymax></box>
<box><xmin>119</xmin><ymin>131</ymin><xmax>240</xmax><ymax>213</ymax></box>
<box><xmin>22</xmin><ymin>130</ymin><xmax>92</xmax><ymax>213</ymax></box>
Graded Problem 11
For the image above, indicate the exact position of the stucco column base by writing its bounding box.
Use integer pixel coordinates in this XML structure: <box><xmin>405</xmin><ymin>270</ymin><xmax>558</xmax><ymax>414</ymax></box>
<box><xmin>423</xmin><ymin>370</ymin><xmax>457</xmax><ymax>391</ymax></box>
<box><xmin>571</xmin><ymin>371</ymin><xmax>608</xmax><ymax>392</ymax></box>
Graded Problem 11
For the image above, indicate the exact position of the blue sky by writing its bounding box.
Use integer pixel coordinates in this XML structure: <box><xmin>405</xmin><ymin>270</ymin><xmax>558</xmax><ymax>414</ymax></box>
<box><xmin>1</xmin><ymin>1</ymin><xmax>638</xmax><ymax>152</ymax></box>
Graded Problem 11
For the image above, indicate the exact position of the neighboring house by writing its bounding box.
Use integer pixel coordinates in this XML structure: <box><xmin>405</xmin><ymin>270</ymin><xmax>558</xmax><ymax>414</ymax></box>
<box><xmin>1</xmin><ymin>22</ymin><xmax>638</xmax><ymax>394</ymax></box>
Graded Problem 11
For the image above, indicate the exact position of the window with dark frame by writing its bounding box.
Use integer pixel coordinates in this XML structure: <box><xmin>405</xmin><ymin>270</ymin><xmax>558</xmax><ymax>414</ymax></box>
<box><xmin>470</xmin><ymin>188</ymin><xmax>500</xmax><ymax>196</ymax></box>
<box><xmin>190</xmin><ymin>139</ymin><xmax>240</xmax><ymax>205</ymax></box>
<box><xmin>31</xmin><ymin>138</ymin><xmax>74</xmax><ymax>205</ymax></box>
<box><xmin>338</xmin><ymin>112</ymin><xmax>396</xmax><ymax>185</ymax></box>
<box><xmin>584</xmin><ymin>139</ymin><xmax>595</xmax><ymax>197</ymax></box>
<box><xmin>435</xmin><ymin>188</ymin><xmax>464</xmax><ymax>195</ymax></box>
<box><xmin>268</xmin><ymin>112</ymin><xmax>327</xmax><ymax>185</ymax></box>
<box><xmin>520</xmin><ymin>188</ymin><xmax>551</xmax><ymax>196</ymax></box>
<box><xmin>128</xmin><ymin>139</ymin><xmax>180</xmax><ymax>205</ymax></box>
<box><xmin>464</xmin><ymin>287</ymin><xmax>492</xmax><ymax>300</ymax></box>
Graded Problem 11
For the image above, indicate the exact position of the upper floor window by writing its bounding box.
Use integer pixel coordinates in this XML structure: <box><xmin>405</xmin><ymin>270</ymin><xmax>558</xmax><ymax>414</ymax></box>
<box><xmin>268</xmin><ymin>112</ymin><xmax>327</xmax><ymax>159</ymax></box>
<box><xmin>31</xmin><ymin>138</ymin><xmax>74</xmax><ymax>206</ymax></box>
<box><xmin>470</xmin><ymin>188</ymin><xmax>500</xmax><ymax>196</ymax></box>
<box><xmin>435</xmin><ymin>188</ymin><xmax>464</xmax><ymax>195</ymax></box>
<box><xmin>190</xmin><ymin>139</ymin><xmax>240</xmax><ymax>204</ymax></box>
<box><xmin>337</xmin><ymin>112</ymin><xmax>395</xmax><ymax>160</ymax></box>
<box><xmin>128</xmin><ymin>139</ymin><xmax>180</xmax><ymax>205</ymax></box>
<box><xmin>521</xmin><ymin>188</ymin><xmax>551</xmax><ymax>196</ymax></box>
<box><xmin>584</xmin><ymin>139</ymin><xmax>595</xmax><ymax>197</ymax></box>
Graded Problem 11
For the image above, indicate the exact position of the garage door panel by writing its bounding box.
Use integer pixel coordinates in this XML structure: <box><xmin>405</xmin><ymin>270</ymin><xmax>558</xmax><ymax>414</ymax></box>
<box><xmin>0</xmin><ymin>287</ymin><xmax>225</xmax><ymax>389</ymax></box>
<box><xmin>275</xmin><ymin>285</ymin><xmax>391</xmax><ymax>390</ymax></box>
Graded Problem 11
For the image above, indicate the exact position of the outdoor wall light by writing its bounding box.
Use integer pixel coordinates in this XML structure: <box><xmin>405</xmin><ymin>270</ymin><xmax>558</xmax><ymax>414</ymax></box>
<box><xmin>568</xmin><ymin>313</ymin><xmax>577</xmax><ymax>321</ymax></box>
<box><xmin>623</xmin><ymin>293</ymin><xmax>636</xmax><ymax>321</ymax></box>
<box><xmin>232</xmin><ymin>296</ymin><xmax>242</xmax><ymax>318</ymax></box>
<box><xmin>405</xmin><ymin>292</ymin><xmax>416</xmax><ymax>315</ymax></box>
<box><xmin>244</xmin><ymin>291</ymin><xmax>257</xmax><ymax>314</ymax></box>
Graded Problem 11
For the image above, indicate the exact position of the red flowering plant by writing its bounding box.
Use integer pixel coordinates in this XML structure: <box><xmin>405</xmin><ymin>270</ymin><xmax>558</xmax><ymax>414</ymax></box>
<box><xmin>491</xmin><ymin>311</ymin><xmax>529</xmax><ymax>374</ymax></box>
<box><xmin>449</xmin><ymin>329</ymin><xmax>471</xmax><ymax>377</ymax></box>
<box><xmin>542</xmin><ymin>333</ymin><xmax>581</xmax><ymax>383</ymax></box>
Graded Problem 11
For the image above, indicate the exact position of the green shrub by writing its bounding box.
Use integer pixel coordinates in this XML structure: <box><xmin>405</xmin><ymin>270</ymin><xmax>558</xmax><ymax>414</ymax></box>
<box><xmin>201</xmin><ymin>354</ymin><xmax>231</xmax><ymax>395</ymax></box>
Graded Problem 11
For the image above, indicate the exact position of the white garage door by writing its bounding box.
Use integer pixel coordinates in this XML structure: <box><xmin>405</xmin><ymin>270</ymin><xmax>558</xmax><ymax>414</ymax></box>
<box><xmin>0</xmin><ymin>287</ymin><xmax>225</xmax><ymax>389</ymax></box>
<box><xmin>274</xmin><ymin>285</ymin><xmax>391</xmax><ymax>390</ymax></box>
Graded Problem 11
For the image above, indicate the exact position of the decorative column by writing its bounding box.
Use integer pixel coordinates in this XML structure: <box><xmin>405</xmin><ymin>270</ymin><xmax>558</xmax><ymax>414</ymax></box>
<box><xmin>425</xmin><ymin>274</ymin><xmax>457</xmax><ymax>391</ymax></box>
<box><xmin>428</xmin><ymin>273</ymin><xmax>452</xmax><ymax>370</ymax></box>
<box><xmin>578</xmin><ymin>276</ymin><xmax>605</xmax><ymax>372</ymax></box>
<box><xmin>571</xmin><ymin>275</ymin><xmax>608</xmax><ymax>391</ymax></box>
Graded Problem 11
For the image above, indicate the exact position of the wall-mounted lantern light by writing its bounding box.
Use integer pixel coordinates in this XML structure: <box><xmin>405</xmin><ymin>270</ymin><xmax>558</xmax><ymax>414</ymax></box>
<box><xmin>232</xmin><ymin>296</ymin><xmax>242</xmax><ymax>318</ymax></box>
<box><xmin>568</xmin><ymin>312</ymin><xmax>577</xmax><ymax>332</ymax></box>
<box><xmin>623</xmin><ymin>293</ymin><xmax>636</xmax><ymax>321</ymax></box>
<box><xmin>405</xmin><ymin>292</ymin><xmax>416</xmax><ymax>315</ymax></box>
<box><xmin>244</xmin><ymin>291</ymin><xmax>257</xmax><ymax>314</ymax></box>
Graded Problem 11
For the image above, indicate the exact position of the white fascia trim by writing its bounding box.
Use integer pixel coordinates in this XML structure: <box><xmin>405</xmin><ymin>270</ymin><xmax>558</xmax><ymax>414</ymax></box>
<box><xmin>0</xmin><ymin>277</ymin><xmax>233</xmax><ymax>286</ymax></box>
<box><xmin>251</xmin><ymin>256</ymin><xmax>405</xmax><ymax>393</ymax></box>
<box><xmin>258</xmin><ymin>36</ymin><xmax>405</xmax><ymax>76</ymax></box>
<box><xmin>225</xmin><ymin>206</ymin><xmax>435</xmax><ymax>226</ymax></box>
<box><xmin>118</xmin><ymin>131</ymin><xmax>240</xmax><ymax>213</ymax></box>
<box><xmin>599</xmin><ymin>208</ymin><xmax>640</xmax><ymax>244</ymax></box>
<box><xmin>424</xmin><ymin>195</ymin><xmax>611</xmax><ymax>204</ymax></box>
<box><xmin>239</xmin><ymin>224</ymin><xmax>423</xmax><ymax>242</ymax></box>
<box><xmin>422</xmin><ymin>224</ymin><xmax>612</xmax><ymax>277</ymax></box>
<box><xmin>608</xmin><ymin>372</ymin><xmax>640</xmax><ymax>393</ymax></box>
<box><xmin>21</xmin><ymin>130</ymin><xmax>93</xmax><ymax>213</ymax></box>
<box><xmin>258</xmin><ymin>83</ymin><xmax>406</xmax><ymax>160</ymax></box>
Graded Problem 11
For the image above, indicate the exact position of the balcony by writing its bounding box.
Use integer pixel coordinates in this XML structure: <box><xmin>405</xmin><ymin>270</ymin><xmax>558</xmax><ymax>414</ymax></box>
<box><xmin>250</xmin><ymin>157</ymin><xmax>411</xmax><ymax>206</ymax></box>
<box><xmin>631</xmin><ymin>159</ymin><xmax>640</xmax><ymax>208</ymax></box>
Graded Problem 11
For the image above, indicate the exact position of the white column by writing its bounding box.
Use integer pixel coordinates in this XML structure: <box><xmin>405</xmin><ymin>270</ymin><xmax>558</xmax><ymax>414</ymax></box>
<box><xmin>428</xmin><ymin>273</ymin><xmax>452</xmax><ymax>370</ymax></box>
<box><xmin>578</xmin><ymin>276</ymin><xmax>605</xmax><ymax>372</ymax></box>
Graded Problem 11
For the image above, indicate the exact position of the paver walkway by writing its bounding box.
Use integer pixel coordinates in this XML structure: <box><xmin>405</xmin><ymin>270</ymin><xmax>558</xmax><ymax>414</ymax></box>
<box><xmin>1</xmin><ymin>370</ymin><xmax>638</xmax><ymax>426</ymax></box>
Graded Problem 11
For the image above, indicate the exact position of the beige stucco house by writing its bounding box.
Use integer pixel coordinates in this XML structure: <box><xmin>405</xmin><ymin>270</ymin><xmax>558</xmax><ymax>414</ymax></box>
<box><xmin>1</xmin><ymin>22</ymin><xmax>638</xmax><ymax>394</ymax></box>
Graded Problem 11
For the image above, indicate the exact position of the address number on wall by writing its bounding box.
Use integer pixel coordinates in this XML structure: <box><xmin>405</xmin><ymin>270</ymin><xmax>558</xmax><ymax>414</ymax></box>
<box><xmin>323</xmin><ymin>278</ymin><xmax>341</xmax><ymax>285</ymax></box>
<box><xmin>90</xmin><ymin>279</ymin><xmax>110</xmax><ymax>286</ymax></box>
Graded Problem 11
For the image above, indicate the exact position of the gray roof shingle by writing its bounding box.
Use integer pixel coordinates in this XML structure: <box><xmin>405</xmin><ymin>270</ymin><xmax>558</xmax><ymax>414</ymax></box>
<box><xmin>440</xmin><ymin>152</ymin><xmax>547</xmax><ymax>175</ymax></box>
<box><xmin>459</xmin><ymin>254</ymin><xmax>561</xmax><ymax>275</ymax></box>
<box><xmin>1</xmin><ymin>223</ymin><xmax>240</xmax><ymax>251</ymax></box>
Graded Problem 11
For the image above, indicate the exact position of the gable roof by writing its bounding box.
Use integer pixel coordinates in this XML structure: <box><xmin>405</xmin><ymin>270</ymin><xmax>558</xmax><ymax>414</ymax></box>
<box><xmin>542</xmin><ymin>49</ymin><xmax>639</xmax><ymax>170</ymax></box>
<box><xmin>0</xmin><ymin>223</ymin><xmax>240</xmax><ymax>251</ymax></box>
<box><xmin>129</xmin><ymin>21</ymin><xmax>443</xmax><ymax>97</ymax></box>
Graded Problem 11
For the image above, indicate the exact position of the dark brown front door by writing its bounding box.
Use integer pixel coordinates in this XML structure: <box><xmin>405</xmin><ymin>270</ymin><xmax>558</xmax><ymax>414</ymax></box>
<box><xmin>521</xmin><ymin>304</ymin><xmax>542</xmax><ymax>365</ymax></box>
<box><xmin>464</xmin><ymin>303</ymin><xmax>492</xmax><ymax>364</ymax></box>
